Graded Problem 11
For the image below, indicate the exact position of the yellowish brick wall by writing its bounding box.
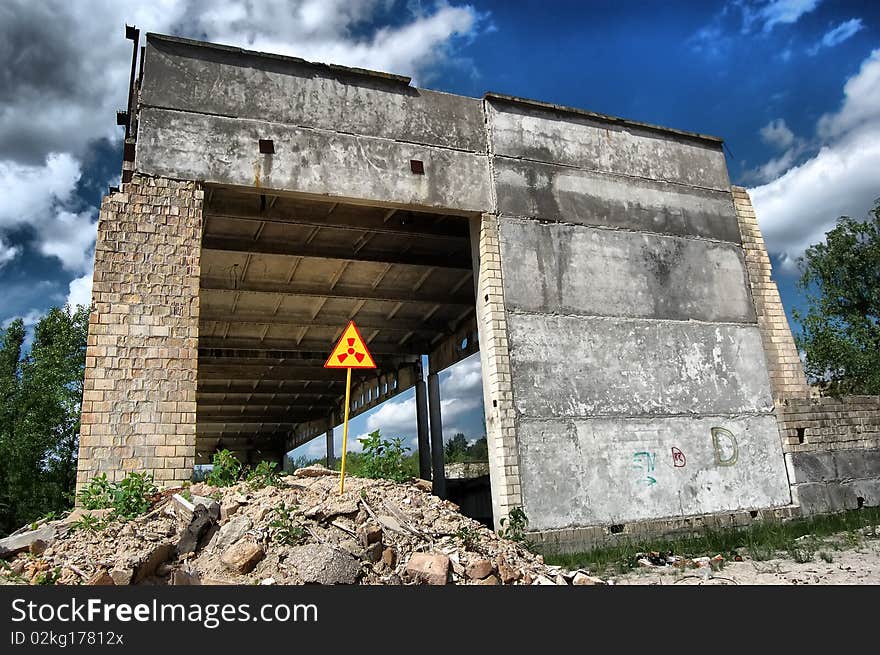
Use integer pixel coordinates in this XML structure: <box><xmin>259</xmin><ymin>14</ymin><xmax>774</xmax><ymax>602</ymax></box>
<box><xmin>471</xmin><ymin>214</ymin><xmax>522</xmax><ymax>529</ymax></box>
<box><xmin>731</xmin><ymin>186</ymin><xmax>810</xmax><ymax>402</ymax></box>
<box><xmin>77</xmin><ymin>175</ymin><xmax>203</xmax><ymax>490</ymax></box>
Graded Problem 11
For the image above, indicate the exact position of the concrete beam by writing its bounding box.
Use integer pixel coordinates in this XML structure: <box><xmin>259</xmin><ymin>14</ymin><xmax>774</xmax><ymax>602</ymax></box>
<box><xmin>201</xmin><ymin>277</ymin><xmax>474</xmax><ymax>306</ymax></box>
<box><xmin>143</xmin><ymin>35</ymin><xmax>488</xmax><ymax>153</ymax></box>
<box><xmin>199</xmin><ymin>311</ymin><xmax>458</xmax><ymax>334</ymax></box>
<box><xmin>492</xmin><ymin>158</ymin><xmax>741</xmax><ymax>243</ymax></box>
<box><xmin>326</xmin><ymin>428</ymin><xmax>335</xmax><ymax>469</ymax></box>
<box><xmin>428</xmin><ymin>372</ymin><xmax>446</xmax><ymax>498</ymax></box>
<box><xmin>498</xmin><ymin>219</ymin><xmax>756</xmax><ymax>323</ymax></box>
<box><xmin>486</xmin><ymin>98</ymin><xmax>730</xmax><ymax>191</ymax></box>
<box><xmin>415</xmin><ymin>378</ymin><xmax>431</xmax><ymax>481</ymax></box>
<box><xmin>506</xmin><ymin>313</ymin><xmax>774</xmax><ymax>418</ymax></box>
<box><xmin>136</xmin><ymin>107</ymin><xmax>492</xmax><ymax>214</ymax></box>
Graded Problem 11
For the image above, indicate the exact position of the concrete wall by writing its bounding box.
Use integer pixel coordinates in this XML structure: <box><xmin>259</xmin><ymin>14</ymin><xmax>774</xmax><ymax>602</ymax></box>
<box><xmin>777</xmin><ymin>396</ymin><xmax>880</xmax><ymax>514</ymax></box>
<box><xmin>137</xmin><ymin>35</ymin><xmax>491</xmax><ymax>214</ymax></box>
<box><xmin>487</xmin><ymin>96</ymin><xmax>792</xmax><ymax>531</ymax></box>
<box><xmin>77</xmin><ymin>175</ymin><xmax>202</xmax><ymax>490</ymax></box>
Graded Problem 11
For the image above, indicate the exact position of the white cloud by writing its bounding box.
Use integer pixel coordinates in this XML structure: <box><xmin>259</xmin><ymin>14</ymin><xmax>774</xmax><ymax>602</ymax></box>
<box><xmin>0</xmin><ymin>238</ymin><xmax>19</xmax><ymax>268</ymax></box>
<box><xmin>2</xmin><ymin>309</ymin><xmax>43</xmax><ymax>329</ymax></box>
<box><xmin>753</xmin><ymin>0</ymin><xmax>821</xmax><ymax>33</ymax></box>
<box><xmin>66</xmin><ymin>271</ymin><xmax>94</xmax><ymax>309</ymax></box>
<box><xmin>808</xmin><ymin>18</ymin><xmax>864</xmax><ymax>56</ymax></box>
<box><xmin>749</xmin><ymin>49</ymin><xmax>880</xmax><ymax>270</ymax></box>
<box><xmin>760</xmin><ymin>118</ymin><xmax>795</xmax><ymax>149</ymax></box>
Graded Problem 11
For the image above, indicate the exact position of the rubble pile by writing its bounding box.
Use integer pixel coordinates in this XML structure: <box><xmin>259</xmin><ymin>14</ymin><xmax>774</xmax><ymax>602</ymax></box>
<box><xmin>0</xmin><ymin>466</ymin><xmax>604</xmax><ymax>586</ymax></box>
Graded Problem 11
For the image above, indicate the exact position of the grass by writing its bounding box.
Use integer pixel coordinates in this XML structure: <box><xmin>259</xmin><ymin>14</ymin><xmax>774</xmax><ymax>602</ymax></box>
<box><xmin>540</xmin><ymin>507</ymin><xmax>880</xmax><ymax>576</ymax></box>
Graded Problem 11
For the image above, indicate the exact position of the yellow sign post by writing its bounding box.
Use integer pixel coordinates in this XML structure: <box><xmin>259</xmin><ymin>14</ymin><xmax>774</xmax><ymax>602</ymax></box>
<box><xmin>323</xmin><ymin>321</ymin><xmax>376</xmax><ymax>494</ymax></box>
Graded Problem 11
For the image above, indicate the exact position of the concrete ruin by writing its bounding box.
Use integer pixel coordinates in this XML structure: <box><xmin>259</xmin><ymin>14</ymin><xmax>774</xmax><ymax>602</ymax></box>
<box><xmin>77</xmin><ymin>32</ymin><xmax>880</xmax><ymax>549</ymax></box>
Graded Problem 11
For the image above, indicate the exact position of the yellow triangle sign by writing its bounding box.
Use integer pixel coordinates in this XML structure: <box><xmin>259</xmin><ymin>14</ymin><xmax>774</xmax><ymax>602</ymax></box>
<box><xmin>324</xmin><ymin>321</ymin><xmax>377</xmax><ymax>369</ymax></box>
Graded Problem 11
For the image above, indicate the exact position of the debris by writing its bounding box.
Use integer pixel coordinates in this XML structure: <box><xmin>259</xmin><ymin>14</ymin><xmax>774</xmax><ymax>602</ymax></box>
<box><xmin>212</xmin><ymin>516</ymin><xmax>252</xmax><ymax>551</ymax></box>
<box><xmin>406</xmin><ymin>552</ymin><xmax>450</xmax><ymax>585</ymax></box>
<box><xmin>221</xmin><ymin>541</ymin><xmax>265</xmax><ymax>574</ymax></box>
<box><xmin>465</xmin><ymin>558</ymin><xmax>494</xmax><ymax>580</ymax></box>
<box><xmin>293</xmin><ymin>465</ymin><xmax>338</xmax><ymax>478</ymax></box>
<box><xmin>0</xmin><ymin>525</ymin><xmax>56</xmax><ymax>559</ymax></box>
<box><xmin>288</xmin><ymin>544</ymin><xmax>360</xmax><ymax>585</ymax></box>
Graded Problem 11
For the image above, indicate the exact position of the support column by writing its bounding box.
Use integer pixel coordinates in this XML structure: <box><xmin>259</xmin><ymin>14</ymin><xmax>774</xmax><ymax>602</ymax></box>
<box><xmin>732</xmin><ymin>186</ymin><xmax>810</xmax><ymax>402</ymax></box>
<box><xmin>325</xmin><ymin>427</ymin><xmax>335</xmax><ymax>469</ymax></box>
<box><xmin>77</xmin><ymin>174</ymin><xmax>203</xmax><ymax>492</ymax></box>
<box><xmin>427</xmin><ymin>372</ymin><xmax>446</xmax><ymax>499</ymax></box>
<box><xmin>415</xmin><ymin>376</ymin><xmax>431</xmax><ymax>481</ymax></box>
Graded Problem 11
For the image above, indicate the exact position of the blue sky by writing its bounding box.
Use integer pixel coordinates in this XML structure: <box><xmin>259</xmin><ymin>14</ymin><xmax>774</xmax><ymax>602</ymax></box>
<box><xmin>1</xmin><ymin>1</ymin><xmax>878</xmax><ymax>461</ymax></box>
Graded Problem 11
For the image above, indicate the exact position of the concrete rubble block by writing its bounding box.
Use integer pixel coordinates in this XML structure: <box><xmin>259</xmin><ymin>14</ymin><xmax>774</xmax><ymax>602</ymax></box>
<box><xmin>221</xmin><ymin>541</ymin><xmax>265</xmax><ymax>575</ymax></box>
<box><xmin>788</xmin><ymin>451</ymin><xmax>838</xmax><ymax>484</ymax></box>
<box><xmin>845</xmin><ymin>479</ymin><xmax>880</xmax><ymax>508</ymax></box>
<box><xmin>834</xmin><ymin>449</ymin><xmax>880</xmax><ymax>480</ymax></box>
<box><xmin>87</xmin><ymin>569</ymin><xmax>116</xmax><ymax>586</ymax></box>
<box><xmin>357</xmin><ymin>521</ymin><xmax>383</xmax><ymax>548</ymax></box>
<box><xmin>0</xmin><ymin>525</ymin><xmax>56</xmax><ymax>559</ymax></box>
<box><xmin>220</xmin><ymin>499</ymin><xmax>240</xmax><ymax>521</ymax></box>
<box><xmin>499</xmin><ymin>219</ymin><xmax>754</xmax><ymax>323</ymax></box>
<box><xmin>474</xmin><ymin>574</ymin><xmax>500</xmax><ymax>585</ymax></box>
<box><xmin>142</xmin><ymin>36</ymin><xmax>488</xmax><ymax>153</ymax></box>
<box><xmin>109</xmin><ymin>568</ymin><xmax>133</xmax><ymax>586</ymax></box>
<box><xmin>212</xmin><ymin>516</ymin><xmax>252</xmax><ymax>551</ymax></box>
<box><xmin>792</xmin><ymin>483</ymin><xmax>833</xmax><ymax>516</ymax></box>
<box><xmin>517</xmin><ymin>414</ymin><xmax>791</xmax><ymax>530</ymax></box>
<box><xmin>287</xmin><ymin>544</ymin><xmax>361</xmax><ymax>585</ymax></box>
<box><xmin>507</xmin><ymin>313</ymin><xmax>774</xmax><ymax>417</ymax></box>
<box><xmin>493</xmin><ymin>158</ymin><xmax>741</xmax><ymax>243</ymax></box>
<box><xmin>136</xmin><ymin>108</ymin><xmax>492</xmax><ymax>214</ymax></box>
<box><xmin>405</xmin><ymin>552</ymin><xmax>450</xmax><ymax>585</ymax></box>
<box><xmin>464</xmin><ymin>558</ymin><xmax>494</xmax><ymax>580</ymax></box>
<box><xmin>572</xmin><ymin>572</ymin><xmax>604</xmax><ymax>585</ymax></box>
<box><xmin>293</xmin><ymin>465</ymin><xmax>339</xmax><ymax>478</ymax></box>
<box><xmin>486</xmin><ymin>98</ymin><xmax>730</xmax><ymax>190</ymax></box>
<box><xmin>177</xmin><ymin>504</ymin><xmax>219</xmax><ymax>556</ymax></box>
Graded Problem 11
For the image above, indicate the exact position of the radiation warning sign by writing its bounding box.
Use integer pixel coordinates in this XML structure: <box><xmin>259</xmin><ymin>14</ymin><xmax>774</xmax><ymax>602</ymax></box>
<box><xmin>324</xmin><ymin>321</ymin><xmax>376</xmax><ymax>369</ymax></box>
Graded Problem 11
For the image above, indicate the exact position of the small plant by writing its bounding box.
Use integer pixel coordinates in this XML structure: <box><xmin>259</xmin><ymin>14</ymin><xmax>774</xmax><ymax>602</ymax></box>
<box><xmin>358</xmin><ymin>430</ymin><xmax>409</xmax><ymax>482</ymax></box>
<box><xmin>206</xmin><ymin>449</ymin><xmax>242</xmax><ymax>487</ymax></box>
<box><xmin>269</xmin><ymin>503</ymin><xmax>307</xmax><ymax>546</ymax></box>
<box><xmin>819</xmin><ymin>551</ymin><xmax>834</xmax><ymax>563</ymax></box>
<box><xmin>246</xmin><ymin>461</ymin><xmax>280</xmax><ymax>489</ymax></box>
<box><xmin>498</xmin><ymin>506</ymin><xmax>529</xmax><ymax>543</ymax></box>
<box><xmin>456</xmin><ymin>525</ymin><xmax>479</xmax><ymax>551</ymax></box>
<box><xmin>76</xmin><ymin>472</ymin><xmax>157</xmax><ymax>519</ymax></box>
<box><xmin>71</xmin><ymin>513</ymin><xmax>106</xmax><ymax>534</ymax></box>
<box><xmin>78</xmin><ymin>473</ymin><xmax>115</xmax><ymax>510</ymax></box>
<box><xmin>181</xmin><ymin>488</ymin><xmax>193</xmax><ymax>502</ymax></box>
<box><xmin>34</xmin><ymin>567</ymin><xmax>61</xmax><ymax>585</ymax></box>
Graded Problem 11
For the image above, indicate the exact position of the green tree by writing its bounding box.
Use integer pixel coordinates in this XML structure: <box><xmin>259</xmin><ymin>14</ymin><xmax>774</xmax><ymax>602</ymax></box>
<box><xmin>0</xmin><ymin>305</ymin><xmax>89</xmax><ymax>535</ymax></box>
<box><xmin>794</xmin><ymin>200</ymin><xmax>880</xmax><ymax>395</ymax></box>
<box><xmin>444</xmin><ymin>432</ymin><xmax>469</xmax><ymax>463</ymax></box>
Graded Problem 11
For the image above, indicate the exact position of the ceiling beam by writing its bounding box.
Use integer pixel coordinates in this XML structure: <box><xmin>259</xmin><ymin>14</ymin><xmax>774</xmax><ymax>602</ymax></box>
<box><xmin>202</xmin><ymin>235</ymin><xmax>471</xmax><ymax>270</ymax></box>
<box><xmin>201</xmin><ymin>277</ymin><xmax>474</xmax><ymax>306</ymax></box>
<box><xmin>199</xmin><ymin>310</ymin><xmax>457</xmax><ymax>334</ymax></box>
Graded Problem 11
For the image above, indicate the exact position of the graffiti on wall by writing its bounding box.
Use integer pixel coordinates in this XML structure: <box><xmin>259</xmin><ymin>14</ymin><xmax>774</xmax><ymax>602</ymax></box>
<box><xmin>671</xmin><ymin>447</ymin><xmax>686</xmax><ymax>467</ymax></box>
<box><xmin>711</xmin><ymin>427</ymin><xmax>738</xmax><ymax>466</ymax></box>
<box><xmin>632</xmin><ymin>451</ymin><xmax>657</xmax><ymax>485</ymax></box>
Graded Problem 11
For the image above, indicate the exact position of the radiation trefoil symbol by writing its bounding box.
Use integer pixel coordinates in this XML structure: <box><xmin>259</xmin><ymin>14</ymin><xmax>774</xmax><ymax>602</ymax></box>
<box><xmin>323</xmin><ymin>321</ymin><xmax>377</xmax><ymax>369</ymax></box>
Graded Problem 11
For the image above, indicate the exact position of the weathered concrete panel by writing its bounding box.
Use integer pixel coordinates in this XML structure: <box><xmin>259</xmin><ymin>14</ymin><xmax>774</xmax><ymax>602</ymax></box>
<box><xmin>499</xmin><ymin>219</ymin><xmax>756</xmax><ymax>323</ymax></box>
<box><xmin>506</xmin><ymin>313</ymin><xmax>774</xmax><ymax>417</ymax></box>
<box><xmin>517</xmin><ymin>414</ymin><xmax>791</xmax><ymax>530</ymax></box>
<box><xmin>493</xmin><ymin>158</ymin><xmax>741</xmax><ymax>242</ymax></box>
<box><xmin>142</xmin><ymin>37</ymin><xmax>487</xmax><ymax>153</ymax></box>
<box><xmin>487</xmin><ymin>100</ymin><xmax>730</xmax><ymax>190</ymax></box>
<box><xmin>137</xmin><ymin>108</ymin><xmax>491</xmax><ymax>213</ymax></box>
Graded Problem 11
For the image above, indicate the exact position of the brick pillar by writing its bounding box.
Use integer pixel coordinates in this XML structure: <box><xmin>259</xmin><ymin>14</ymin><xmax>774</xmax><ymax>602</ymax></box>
<box><xmin>470</xmin><ymin>214</ymin><xmax>522</xmax><ymax>529</ymax></box>
<box><xmin>77</xmin><ymin>175</ymin><xmax>203</xmax><ymax>490</ymax></box>
<box><xmin>731</xmin><ymin>186</ymin><xmax>810</xmax><ymax>402</ymax></box>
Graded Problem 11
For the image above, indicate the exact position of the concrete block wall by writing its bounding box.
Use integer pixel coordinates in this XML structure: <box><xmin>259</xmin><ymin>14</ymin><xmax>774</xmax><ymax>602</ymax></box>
<box><xmin>486</xmin><ymin>96</ymin><xmax>792</xmax><ymax>531</ymax></box>
<box><xmin>731</xmin><ymin>187</ymin><xmax>810</xmax><ymax>402</ymax></box>
<box><xmin>777</xmin><ymin>396</ymin><xmax>880</xmax><ymax>514</ymax></box>
<box><xmin>77</xmin><ymin>174</ymin><xmax>203</xmax><ymax>489</ymax></box>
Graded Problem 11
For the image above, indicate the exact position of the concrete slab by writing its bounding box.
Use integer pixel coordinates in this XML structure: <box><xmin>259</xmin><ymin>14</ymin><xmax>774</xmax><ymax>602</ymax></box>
<box><xmin>487</xmin><ymin>100</ymin><xmax>730</xmax><ymax>190</ymax></box>
<box><xmin>493</xmin><ymin>158</ymin><xmax>741</xmax><ymax>242</ymax></box>
<box><xmin>142</xmin><ymin>36</ymin><xmax>487</xmax><ymax>153</ymax></box>
<box><xmin>136</xmin><ymin>108</ymin><xmax>492</xmax><ymax>213</ymax></box>
<box><xmin>506</xmin><ymin>313</ymin><xmax>774</xmax><ymax>417</ymax></box>
<box><xmin>517</xmin><ymin>414</ymin><xmax>791</xmax><ymax>530</ymax></box>
<box><xmin>499</xmin><ymin>219</ymin><xmax>755</xmax><ymax>323</ymax></box>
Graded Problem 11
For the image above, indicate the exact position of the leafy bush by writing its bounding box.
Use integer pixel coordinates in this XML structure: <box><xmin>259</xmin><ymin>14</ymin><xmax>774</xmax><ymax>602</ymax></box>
<box><xmin>357</xmin><ymin>430</ymin><xmax>409</xmax><ymax>482</ymax></box>
<box><xmin>246</xmin><ymin>461</ymin><xmax>280</xmax><ymax>489</ymax></box>
<box><xmin>76</xmin><ymin>472</ymin><xmax>157</xmax><ymax>519</ymax></box>
<box><xmin>206</xmin><ymin>449</ymin><xmax>242</xmax><ymax>487</ymax></box>
<box><xmin>498</xmin><ymin>506</ymin><xmax>529</xmax><ymax>543</ymax></box>
<box><xmin>71</xmin><ymin>513</ymin><xmax>106</xmax><ymax>533</ymax></box>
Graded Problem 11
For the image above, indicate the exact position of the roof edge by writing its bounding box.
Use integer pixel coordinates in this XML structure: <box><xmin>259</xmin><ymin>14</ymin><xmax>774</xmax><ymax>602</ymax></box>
<box><xmin>145</xmin><ymin>33</ymin><xmax>412</xmax><ymax>87</ymax></box>
<box><xmin>484</xmin><ymin>92</ymin><xmax>724</xmax><ymax>146</ymax></box>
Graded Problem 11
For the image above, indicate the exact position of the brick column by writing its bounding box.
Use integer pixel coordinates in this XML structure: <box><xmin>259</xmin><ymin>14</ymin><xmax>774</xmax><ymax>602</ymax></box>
<box><xmin>731</xmin><ymin>186</ymin><xmax>810</xmax><ymax>402</ymax></box>
<box><xmin>470</xmin><ymin>214</ymin><xmax>522</xmax><ymax>529</ymax></box>
<box><xmin>77</xmin><ymin>175</ymin><xmax>203</xmax><ymax>490</ymax></box>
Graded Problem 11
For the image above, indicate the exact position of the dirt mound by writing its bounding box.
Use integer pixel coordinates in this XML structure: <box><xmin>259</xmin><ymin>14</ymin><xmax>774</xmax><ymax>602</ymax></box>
<box><xmin>0</xmin><ymin>467</ymin><xmax>603</xmax><ymax>586</ymax></box>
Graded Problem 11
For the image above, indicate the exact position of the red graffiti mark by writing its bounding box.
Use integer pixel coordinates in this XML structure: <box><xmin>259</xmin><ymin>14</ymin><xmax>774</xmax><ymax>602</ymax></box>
<box><xmin>672</xmin><ymin>447</ymin><xmax>686</xmax><ymax>468</ymax></box>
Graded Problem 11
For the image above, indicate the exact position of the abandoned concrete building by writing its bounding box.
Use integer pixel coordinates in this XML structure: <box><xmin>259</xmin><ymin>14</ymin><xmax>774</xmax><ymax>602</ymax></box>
<box><xmin>76</xmin><ymin>32</ymin><xmax>880</xmax><ymax>551</ymax></box>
